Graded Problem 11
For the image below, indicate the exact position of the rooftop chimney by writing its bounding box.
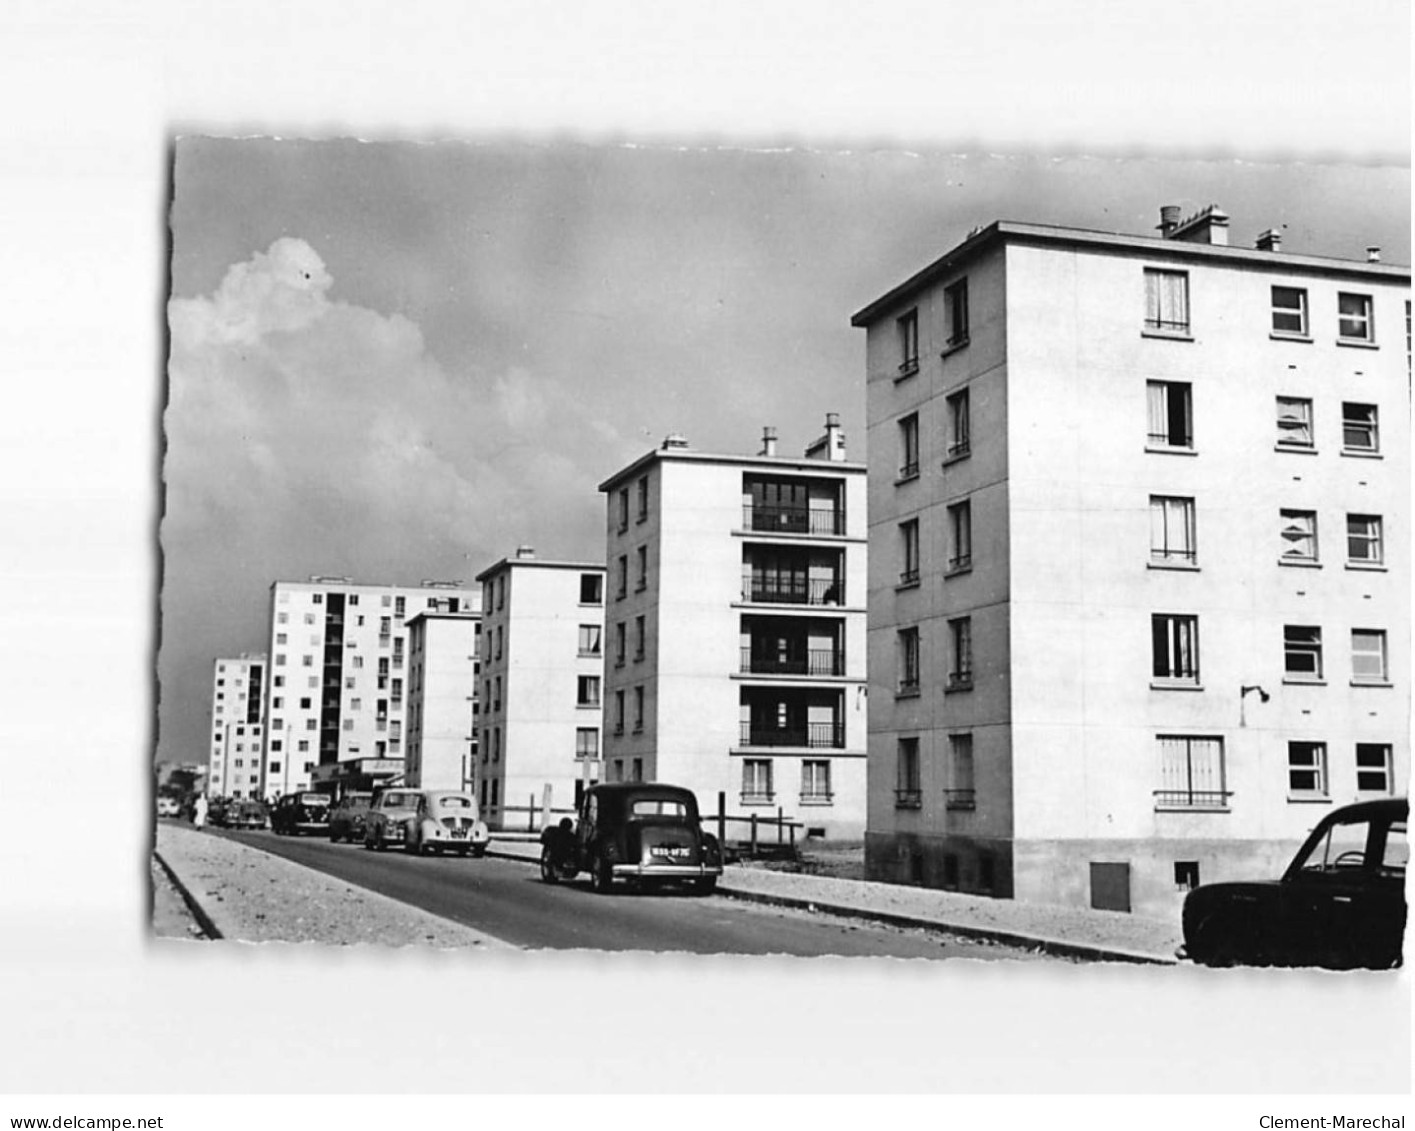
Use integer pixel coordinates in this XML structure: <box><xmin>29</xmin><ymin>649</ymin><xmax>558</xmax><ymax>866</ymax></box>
<box><xmin>661</xmin><ymin>433</ymin><xmax>690</xmax><ymax>450</ymax></box>
<box><xmin>515</xmin><ymin>545</ymin><xmax>536</xmax><ymax>559</ymax></box>
<box><xmin>1157</xmin><ymin>205</ymin><xmax>1182</xmax><ymax>237</ymax></box>
<box><xmin>1167</xmin><ymin>205</ymin><xmax>1230</xmax><ymax>246</ymax></box>
<box><xmin>759</xmin><ymin>426</ymin><xmax>778</xmax><ymax>458</ymax></box>
<box><xmin>1367</xmin><ymin>246</ymin><xmax>1381</xmax><ymax>263</ymax></box>
<box><xmin>1256</xmin><ymin>228</ymin><xmax>1283</xmax><ymax>253</ymax></box>
<box><xmin>804</xmin><ymin>413</ymin><xmax>847</xmax><ymax>462</ymax></box>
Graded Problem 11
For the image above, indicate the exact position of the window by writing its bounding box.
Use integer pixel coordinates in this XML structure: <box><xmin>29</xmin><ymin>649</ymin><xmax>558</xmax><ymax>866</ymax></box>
<box><xmin>895</xmin><ymin>738</ymin><xmax>921</xmax><ymax>807</ymax></box>
<box><xmin>577</xmin><ymin>676</ymin><xmax>600</xmax><ymax>708</ymax></box>
<box><xmin>575</xmin><ymin>728</ymin><xmax>599</xmax><ymax>760</ymax></box>
<box><xmin>801</xmin><ymin>760</ymin><xmax>832</xmax><ymax>803</ymax></box>
<box><xmin>1144</xmin><ymin>268</ymin><xmax>1190</xmax><ymax>334</ymax></box>
<box><xmin>298</xmin><ymin>696</ymin><xmax>311</xmax><ymax>709</ymax></box>
<box><xmin>946</xmin><ymin>733</ymin><xmax>975</xmax><ymax>810</ymax></box>
<box><xmin>312</xmin><ymin>593</ymin><xmax>323</xmax><ymax>605</ymax></box>
<box><xmin>947</xmin><ymin>499</ymin><xmax>972</xmax><ymax>572</ymax></box>
<box><xmin>613</xmin><ymin>689</ymin><xmax>625</xmax><ymax>734</ymax></box>
<box><xmin>1280</xmin><ymin>509</ymin><xmax>1319</xmax><ymax>564</ymax></box>
<box><xmin>637</xmin><ymin>477</ymin><xmax>649</xmax><ymax>522</ymax></box>
<box><xmin>897</xmin><ymin>309</ymin><xmax>919</xmax><ymax>375</ymax></box>
<box><xmin>1288</xmin><ymin>741</ymin><xmax>1328</xmax><ymax>797</ymax></box>
<box><xmin>275</xmin><ymin>654</ymin><xmax>286</xmax><ymax>667</ymax></box>
<box><xmin>580</xmin><ymin>573</ymin><xmax>603</xmax><ymax>604</ymax></box>
<box><xmin>1342</xmin><ymin>402</ymin><xmax>1379</xmax><ymax>453</ymax></box>
<box><xmin>614</xmin><ymin>622</ymin><xmax>626</xmax><ymax>666</ymax></box>
<box><xmin>944</xmin><ymin>278</ymin><xmax>969</xmax><ymax>348</ymax></box>
<box><xmin>578</xmin><ymin>624</ymin><xmax>602</xmax><ymax>657</ymax></box>
<box><xmin>1275</xmin><ymin>396</ymin><xmax>1314</xmax><ymax>449</ymax></box>
<box><xmin>1151</xmin><ymin>614</ymin><xmax>1199</xmax><ymax>685</ymax></box>
<box><xmin>616</xmin><ymin>555</ymin><xmax>627</xmax><ymax>599</ymax></box>
<box><xmin>305</xmin><ymin>719</ymin><xmax>317</xmax><ymax>731</ymax></box>
<box><xmin>635</xmin><ymin>545</ymin><xmax>648</xmax><ymax>591</ymax></box>
<box><xmin>1146</xmin><ymin>381</ymin><xmax>1193</xmax><ymax>448</ymax></box>
<box><xmin>742</xmin><ymin>759</ymin><xmax>774</xmax><ymax>803</ymax></box>
<box><xmin>632</xmin><ymin>686</ymin><xmax>644</xmax><ymax>733</ymax></box>
<box><xmin>275</xmin><ymin>633</ymin><xmax>287</xmax><ymax>645</ymax></box>
<box><xmin>617</xmin><ymin>487</ymin><xmax>630</xmax><ymax>532</ymax></box>
<box><xmin>1150</xmin><ymin>496</ymin><xmax>1196</xmax><ymax>565</ymax></box>
<box><xmin>1155</xmin><ymin>735</ymin><xmax>1228</xmax><ymax>809</ymax></box>
<box><xmin>948</xmin><ymin>617</ymin><xmax>973</xmax><ymax>689</ymax></box>
<box><xmin>1283</xmin><ymin>625</ymin><xmax>1323</xmax><ymax>681</ymax></box>
<box><xmin>1351</xmin><ymin>629</ymin><xmax>1388</xmax><ymax>684</ymax></box>
<box><xmin>1347</xmin><ymin>514</ymin><xmax>1383</xmax><ymax>565</ymax></box>
<box><xmin>268</xmin><ymin>762</ymin><xmax>281</xmax><ymax>774</ymax></box>
<box><xmin>631</xmin><ymin>758</ymin><xmax>644</xmax><ymax>783</ymax></box>
<box><xmin>899</xmin><ymin>519</ymin><xmax>919</xmax><ymax>586</ymax></box>
<box><xmin>898</xmin><ymin>413</ymin><xmax>919</xmax><ymax>480</ymax></box>
<box><xmin>634</xmin><ymin>616</ymin><xmax>646</xmax><ymax>661</ymax></box>
<box><xmin>945</xmin><ymin>388</ymin><xmax>971</xmax><ymax>459</ymax></box>
<box><xmin>897</xmin><ymin>627</ymin><xmax>920</xmax><ymax>694</ymax></box>
<box><xmin>1271</xmin><ymin>286</ymin><xmax>1309</xmax><ymax>336</ymax></box>
<box><xmin>1337</xmin><ymin>292</ymin><xmax>1374</xmax><ymax>342</ymax></box>
<box><xmin>1356</xmin><ymin>744</ymin><xmax>1394</xmax><ymax>794</ymax></box>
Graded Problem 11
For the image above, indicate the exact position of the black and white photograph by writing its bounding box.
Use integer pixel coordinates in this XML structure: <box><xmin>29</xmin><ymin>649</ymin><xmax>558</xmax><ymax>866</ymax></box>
<box><xmin>3</xmin><ymin>0</ymin><xmax>1410</xmax><ymax>1118</ymax></box>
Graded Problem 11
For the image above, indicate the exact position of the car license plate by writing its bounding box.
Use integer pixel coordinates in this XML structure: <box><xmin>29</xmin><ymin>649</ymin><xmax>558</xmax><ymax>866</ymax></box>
<box><xmin>652</xmin><ymin>846</ymin><xmax>690</xmax><ymax>859</ymax></box>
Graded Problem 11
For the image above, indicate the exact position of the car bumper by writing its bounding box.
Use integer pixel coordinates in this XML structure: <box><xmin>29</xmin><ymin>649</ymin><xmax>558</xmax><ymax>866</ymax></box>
<box><xmin>612</xmin><ymin>863</ymin><xmax>723</xmax><ymax>879</ymax></box>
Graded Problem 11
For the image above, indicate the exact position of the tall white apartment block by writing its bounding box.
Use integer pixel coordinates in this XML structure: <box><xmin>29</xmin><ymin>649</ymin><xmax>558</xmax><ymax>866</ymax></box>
<box><xmin>405</xmin><ymin>611</ymin><xmax>482</xmax><ymax>792</ymax></box>
<box><xmin>598</xmin><ymin>421</ymin><xmax>869</xmax><ymax>839</ymax></box>
<box><xmin>262</xmin><ymin>577</ymin><xmax>481</xmax><ymax>798</ymax></box>
<box><xmin>855</xmin><ymin>205</ymin><xmax>1410</xmax><ymax>915</ymax></box>
<box><xmin>207</xmin><ymin>654</ymin><xmax>267</xmax><ymax>799</ymax></box>
<box><xmin>475</xmin><ymin>549</ymin><xmax>606</xmax><ymax>830</ymax></box>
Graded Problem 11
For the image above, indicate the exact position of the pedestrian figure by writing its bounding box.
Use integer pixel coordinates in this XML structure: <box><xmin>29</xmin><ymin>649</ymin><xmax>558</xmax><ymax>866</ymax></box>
<box><xmin>193</xmin><ymin>793</ymin><xmax>209</xmax><ymax>831</ymax></box>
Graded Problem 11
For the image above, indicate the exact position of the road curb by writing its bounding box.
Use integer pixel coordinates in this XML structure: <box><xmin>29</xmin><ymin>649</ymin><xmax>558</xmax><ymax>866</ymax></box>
<box><xmin>486</xmin><ymin>843</ymin><xmax>1175</xmax><ymax>965</ymax></box>
<box><xmin>152</xmin><ymin>848</ymin><xmax>224</xmax><ymax>941</ymax></box>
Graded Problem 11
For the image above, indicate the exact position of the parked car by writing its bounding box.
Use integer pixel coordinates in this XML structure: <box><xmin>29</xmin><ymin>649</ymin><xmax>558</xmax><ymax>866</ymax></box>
<box><xmin>229</xmin><ymin>801</ymin><xmax>268</xmax><ymax>831</ymax></box>
<box><xmin>156</xmin><ymin>795</ymin><xmax>180</xmax><ymax>818</ymax></box>
<box><xmin>406</xmin><ymin>790</ymin><xmax>490</xmax><ymax>857</ymax></box>
<box><xmin>363</xmin><ymin>788</ymin><xmax>422</xmax><ymax>851</ymax></box>
<box><xmin>539</xmin><ymin>782</ymin><xmax>722</xmax><ymax>895</ymax></box>
<box><xmin>206</xmin><ymin>797</ymin><xmax>232</xmax><ymax>828</ymax></box>
<box><xmin>1180</xmin><ymin>797</ymin><xmax>1408</xmax><ymax>969</ymax></box>
<box><xmin>328</xmin><ymin>792</ymin><xmax>373</xmax><ymax>843</ymax></box>
<box><xmin>270</xmin><ymin>791</ymin><xmax>333</xmax><ymax>836</ymax></box>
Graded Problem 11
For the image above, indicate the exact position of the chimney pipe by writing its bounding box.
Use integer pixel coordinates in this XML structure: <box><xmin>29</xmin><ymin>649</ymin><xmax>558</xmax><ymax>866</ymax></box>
<box><xmin>1367</xmin><ymin>246</ymin><xmax>1381</xmax><ymax>263</ymax></box>
<box><xmin>1157</xmin><ymin>205</ymin><xmax>1181</xmax><ymax>237</ymax></box>
<box><xmin>824</xmin><ymin>413</ymin><xmax>845</xmax><ymax>462</ymax></box>
<box><xmin>515</xmin><ymin>545</ymin><xmax>536</xmax><ymax>559</ymax></box>
<box><xmin>1256</xmin><ymin>229</ymin><xmax>1282</xmax><ymax>253</ymax></box>
<box><xmin>661</xmin><ymin>433</ymin><xmax>689</xmax><ymax>449</ymax></box>
<box><xmin>760</xmin><ymin>426</ymin><xmax>778</xmax><ymax>458</ymax></box>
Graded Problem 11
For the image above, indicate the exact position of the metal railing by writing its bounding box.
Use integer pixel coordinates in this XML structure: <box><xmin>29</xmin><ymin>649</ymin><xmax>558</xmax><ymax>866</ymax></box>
<box><xmin>1153</xmin><ymin>788</ymin><xmax>1231</xmax><ymax>810</ymax></box>
<box><xmin>894</xmin><ymin>788</ymin><xmax>922</xmax><ymax>809</ymax></box>
<box><xmin>739</xmin><ymin>648</ymin><xmax>844</xmax><ymax>676</ymax></box>
<box><xmin>944</xmin><ymin>789</ymin><xmax>976</xmax><ymax>810</ymax></box>
<box><xmin>742</xmin><ymin>577</ymin><xmax>844</xmax><ymax>606</ymax></box>
<box><xmin>742</xmin><ymin>505</ymin><xmax>844</xmax><ymax>537</ymax></box>
<box><xmin>739</xmin><ymin>721</ymin><xmax>844</xmax><ymax>749</ymax></box>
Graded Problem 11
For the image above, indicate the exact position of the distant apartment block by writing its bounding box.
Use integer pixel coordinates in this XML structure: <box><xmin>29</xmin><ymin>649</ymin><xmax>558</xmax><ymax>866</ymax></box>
<box><xmin>855</xmin><ymin>205</ymin><xmax>1410</xmax><ymax>915</ymax></box>
<box><xmin>405</xmin><ymin>611</ymin><xmax>482</xmax><ymax>792</ymax></box>
<box><xmin>475</xmin><ymin>549</ymin><xmax>606</xmax><ymax>830</ymax></box>
<box><xmin>598</xmin><ymin>420</ymin><xmax>868</xmax><ymax>839</ymax></box>
<box><xmin>261</xmin><ymin>577</ymin><xmax>481</xmax><ymax>798</ymax></box>
<box><xmin>207</xmin><ymin>654</ymin><xmax>266</xmax><ymax>800</ymax></box>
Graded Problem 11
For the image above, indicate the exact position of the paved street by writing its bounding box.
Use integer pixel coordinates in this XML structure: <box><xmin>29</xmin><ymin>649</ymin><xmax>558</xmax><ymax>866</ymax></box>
<box><xmin>201</xmin><ymin>826</ymin><xmax>1057</xmax><ymax>960</ymax></box>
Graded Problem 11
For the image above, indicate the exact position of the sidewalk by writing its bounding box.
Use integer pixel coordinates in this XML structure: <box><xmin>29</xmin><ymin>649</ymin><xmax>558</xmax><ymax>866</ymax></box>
<box><xmin>486</xmin><ymin>838</ymin><xmax>1181</xmax><ymax>964</ymax></box>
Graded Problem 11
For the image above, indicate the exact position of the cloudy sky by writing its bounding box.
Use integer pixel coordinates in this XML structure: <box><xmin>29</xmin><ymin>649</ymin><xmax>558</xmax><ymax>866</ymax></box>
<box><xmin>160</xmin><ymin>141</ymin><xmax>1410</xmax><ymax>765</ymax></box>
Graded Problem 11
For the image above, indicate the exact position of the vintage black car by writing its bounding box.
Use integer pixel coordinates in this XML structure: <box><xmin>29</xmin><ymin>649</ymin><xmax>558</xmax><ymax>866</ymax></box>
<box><xmin>1180</xmin><ymin>797</ymin><xmax>1407</xmax><ymax>969</ymax></box>
<box><xmin>228</xmin><ymin>801</ymin><xmax>268</xmax><ymax>831</ymax></box>
<box><xmin>328</xmin><ymin>792</ymin><xmax>373</xmax><ymax>843</ymax></box>
<box><xmin>539</xmin><ymin>783</ymin><xmax>723</xmax><ymax>895</ymax></box>
<box><xmin>270</xmin><ymin>791</ymin><xmax>333</xmax><ymax>836</ymax></box>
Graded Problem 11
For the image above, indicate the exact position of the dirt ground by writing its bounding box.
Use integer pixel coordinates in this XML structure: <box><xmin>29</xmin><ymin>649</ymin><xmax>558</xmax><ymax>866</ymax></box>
<box><xmin>743</xmin><ymin>840</ymin><xmax>866</xmax><ymax>881</ymax></box>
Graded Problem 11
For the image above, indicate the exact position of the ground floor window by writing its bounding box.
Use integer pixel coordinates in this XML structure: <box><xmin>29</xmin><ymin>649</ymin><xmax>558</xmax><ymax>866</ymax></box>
<box><xmin>1287</xmin><ymin>741</ymin><xmax>1328</xmax><ymax>797</ymax></box>
<box><xmin>1155</xmin><ymin>735</ymin><xmax>1228</xmax><ymax>809</ymax></box>
<box><xmin>1356</xmin><ymin>744</ymin><xmax>1394</xmax><ymax>794</ymax></box>
<box><xmin>800</xmin><ymin>759</ymin><xmax>832</xmax><ymax>804</ymax></box>
<box><xmin>741</xmin><ymin>758</ymin><xmax>773</xmax><ymax>803</ymax></box>
<box><xmin>895</xmin><ymin>738</ymin><xmax>921</xmax><ymax>808</ymax></box>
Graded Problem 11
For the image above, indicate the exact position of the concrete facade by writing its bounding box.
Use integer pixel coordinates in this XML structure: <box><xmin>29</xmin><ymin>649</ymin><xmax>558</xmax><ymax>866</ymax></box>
<box><xmin>404</xmin><ymin>611</ymin><xmax>482</xmax><ymax>792</ymax></box>
<box><xmin>207</xmin><ymin>654</ymin><xmax>266</xmax><ymax>800</ymax></box>
<box><xmin>598</xmin><ymin>423</ymin><xmax>869</xmax><ymax>840</ymax></box>
<box><xmin>856</xmin><ymin>209</ymin><xmax>1410</xmax><ymax>916</ymax></box>
<box><xmin>261</xmin><ymin>577</ymin><xmax>481</xmax><ymax>798</ymax></box>
<box><xmin>474</xmin><ymin>552</ymin><xmax>606</xmax><ymax>831</ymax></box>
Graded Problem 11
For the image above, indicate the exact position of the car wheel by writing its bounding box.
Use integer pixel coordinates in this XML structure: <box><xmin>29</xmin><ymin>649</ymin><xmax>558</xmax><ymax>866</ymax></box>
<box><xmin>589</xmin><ymin>854</ymin><xmax>613</xmax><ymax>895</ymax></box>
<box><xmin>539</xmin><ymin>846</ymin><xmax>560</xmax><ymax>884</ymax></box>
<box><xmin>375</xmin><ymin>831</ymin><xmax>387</xmax><ymax>852</ymax></box>
<box><xmin>456</xmin><ymin>847</ymin><xmax>470</xmax><ymax>858</ymax></box>
<box><xmin>693</xmin><ymin>876</ymin><xmax>718</xmax><ymax>896</ymax></box>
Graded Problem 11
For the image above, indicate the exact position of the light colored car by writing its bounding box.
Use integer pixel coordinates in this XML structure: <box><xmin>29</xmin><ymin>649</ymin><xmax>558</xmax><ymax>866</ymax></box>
<box><xmin>406</xmin><ymin>790</ymin><xmax>490</xmax><ymax>858</ymax></box>
<box><xmin>156</xmin><ymin>795</ymin><xmax>180</xmax><ymax>818</ymax></box>
<box><xmin>363</xmin><ymin>788</ymin><xmax>421</xmax><ymax>851</ymax></box>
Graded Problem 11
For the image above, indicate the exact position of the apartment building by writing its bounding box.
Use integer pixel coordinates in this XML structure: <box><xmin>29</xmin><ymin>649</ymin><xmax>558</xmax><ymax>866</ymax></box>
<box><xmin>474</xmin><ymin>549</ymin><xmax>606</xmax><ymax>830</ymax></box>
<box><xmin>598</xmin><ymin>420</ymin><xmax>868</xmax><ymax>839</ymax></box>
<box><xmin>404</xmin><ymin>611</ymin><xmax>482</xmax><ymax>793</ymax></box>
<box><xmin>854</xmin><ymin>205</ymin><xmax>1410</xmax><ymax>916</ymax></box>
<box><xmin>261</xmin><ymin>577</ymin><xmax>480</xmax><ymax>798</ymax></box>
<box><xmin>206</xmin><ymin>654</ymin><xmax>266</xmax><ymax>800</ymax></box>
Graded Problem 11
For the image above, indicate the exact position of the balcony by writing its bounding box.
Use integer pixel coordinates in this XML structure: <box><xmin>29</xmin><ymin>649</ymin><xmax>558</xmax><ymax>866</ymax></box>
<box><xmin>742</xmin><ymin>577</ymin><xmax>844</xmax><ymax>606</ymax></box>
<box><xmin>740</xmin><ymin>647</ymin><xmax>845</xmax><ymax>677</ymax></box>
<box><xmin>742</xmin><ymin>504</ymin><xmax>844</xmax><ymax>537</ymax></box>
<box><xmin>739</xmin><ymin>721</ymin><xmax>844</xmax><ymax>749</ymax></box>
<box><xmin>1154</xmin><ymin>788</ymin><xmax>1231</xmax><ymax>811</ymax></box>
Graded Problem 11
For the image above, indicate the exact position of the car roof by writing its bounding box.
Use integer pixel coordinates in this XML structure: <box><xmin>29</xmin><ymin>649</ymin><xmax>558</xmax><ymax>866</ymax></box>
<box><xmin>590</xmin><ymin>783</ymin><xmax>696</xmax><ymax>801</ymax></box>
<box><xmin>1322</xmin><ymin>797</ymin><xmax>1408</xmax><ymax>822</ymax></box>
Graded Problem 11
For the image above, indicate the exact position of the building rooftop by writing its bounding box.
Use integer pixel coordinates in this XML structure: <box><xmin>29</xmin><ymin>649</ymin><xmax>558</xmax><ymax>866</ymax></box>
<box><xmin>474</xmin><ymin>548</ymin><xmax>605</xmax><ymax>582</ymax></box>
<box><xmin>851</xmin><ymin>214</ymin><xmax>1410</xmax><ymax>327</ymax></box>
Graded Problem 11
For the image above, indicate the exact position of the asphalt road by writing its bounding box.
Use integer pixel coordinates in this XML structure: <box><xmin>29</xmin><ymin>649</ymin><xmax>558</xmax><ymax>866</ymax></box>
<box><xmin>211</xmin><ymin>828</ymin><xmax>1050</xmax><ymax>961</ymax></box>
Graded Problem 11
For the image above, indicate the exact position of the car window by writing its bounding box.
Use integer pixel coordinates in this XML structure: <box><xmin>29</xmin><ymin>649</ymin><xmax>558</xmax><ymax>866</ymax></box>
<box><xmin>1297</xmin><ymin>819</ymin><xmax>1373</xmax><ymax>873</ymax></box>
<box><xmin>438</xmin><ymin>796</ymin><xmax>473</xmax><ymax>808</ymax></box>
<box><xmin>1379</xmin><ymin>821</ymin><xmax>1408</xmax><ymax>878</ymax></box>
<box><xmin>629</xmin><ymin>799</ymin><xmax>689</xmax><ymax>818</ymax></box>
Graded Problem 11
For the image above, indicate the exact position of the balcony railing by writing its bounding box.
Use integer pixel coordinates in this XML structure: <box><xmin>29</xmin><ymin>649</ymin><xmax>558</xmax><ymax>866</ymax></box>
<box><xmin>1153</xmin><ymin>788</ymin><xmax>1231</xmax><ymax>810</ymax></box>
<box><xmin>740</xmin><ymin>790</ymin><xmax>775</xmax><ymax>805</ymax></box>
<box><xmin>894</xmin><ymin>788</ymin><xmax>922</xmax><ymax>809</ymax></box>
<box><xmin>739</xmin><ymin>721</ymin><xmax>844</xmax><ymax>749</ymax></box>
<box><xmin>944</xmin><ymin>789</ymin><xmax>976</xmax><ymax>811</ymax></box>
<box><xmin>743</xmin><ymin>505</ymin><xmax>844</xmax><ymax>537</ymax></box>
<box><xmin>739</xmin><ymin>648</ymin><xmax>844</xmax><ymax>676</ymax></box>
<box><xmin>743</xmin><ymin>577</ymin><xmax>844</xmax><ymax>606</ymax></box>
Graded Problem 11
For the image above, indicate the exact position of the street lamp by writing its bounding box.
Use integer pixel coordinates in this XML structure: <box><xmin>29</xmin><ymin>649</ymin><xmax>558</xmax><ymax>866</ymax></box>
<box><xmin>1240</xmin><ymin>684</ymin><xmax>1270</xmax><ymax>726</ymax></box>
